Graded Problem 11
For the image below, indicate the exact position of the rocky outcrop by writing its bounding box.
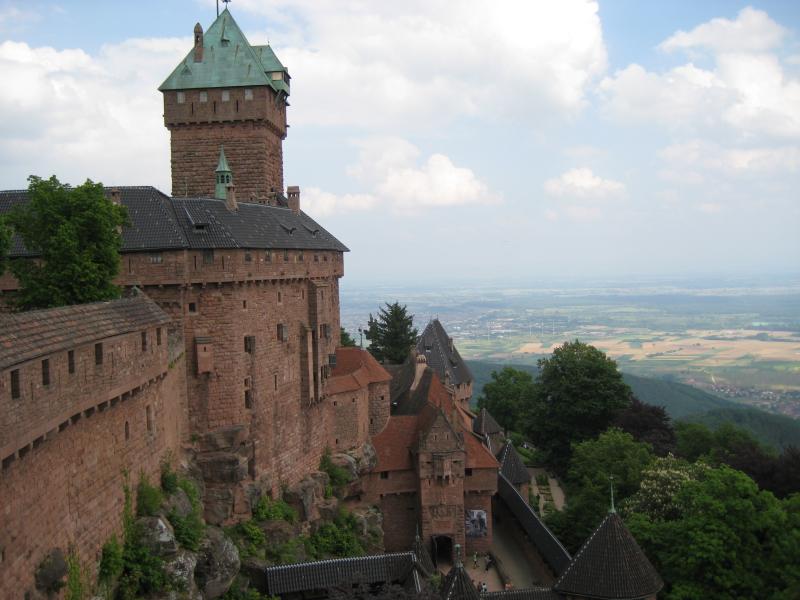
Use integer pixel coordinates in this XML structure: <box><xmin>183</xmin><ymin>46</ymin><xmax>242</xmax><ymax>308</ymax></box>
<box><xmin>34</xmin><ymin>548</ymin><xmax>67</xmax><ymax>594</ymax></box>
<box><xmin>163</xmin><ymin>550</ymin><xmax>202</xmax><ymax>600</ymax></box>
<box><xmin>138</xmin><ymin>516</ymin><xmax>179</xmax><ymax>557</ymax></box>
<box><xmin>284</xmin><ymin>472</ymin><xmax>330</xmax><ymax>522</ymax></box>
<box><xmin>195</xmin><ymin>526</ymin><xmax>241</xmax><ymax>599</ymax></box>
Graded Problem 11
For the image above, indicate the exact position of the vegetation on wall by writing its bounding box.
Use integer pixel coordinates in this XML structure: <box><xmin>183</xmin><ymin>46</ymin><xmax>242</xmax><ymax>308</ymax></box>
<box><xmin>2</xmin><ymin>175</ymin><xmax>128</xmax><ymax>310</ymax></box>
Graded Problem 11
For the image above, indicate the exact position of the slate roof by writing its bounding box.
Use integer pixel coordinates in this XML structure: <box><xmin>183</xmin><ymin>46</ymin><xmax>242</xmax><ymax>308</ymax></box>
<box><xmin>497</xmin><ymin>441</ymin><xmax>531</xmax><ymax>486</ymax></box>
<box><xmin>482</xmin><ymin>588</ymin><xmax>561</xmax><ymax>600</ymax></box>
<box><xmin>412</xmin><ymin>533</ymin><xmax>435</xmax><ymax>576</ymax></box>
<box><xmin>0</xmin><ymin>293</ymin><xmax>170</xmax><ymax>370</ymax></box>
<box><xmin>416</xmin><ymin>319</ymin><xmax>472</xmax><ymax>386</ymax></box>
<box><xmin>442</xmin><ymin>560</ymin><xmax>481</xmax><ymax>600</ymax></box>
<box><xmin>392</xmin><ymin>366</ymin><xmax>434</xmax><ymax>416</ymax></box>
<box><xmin>159</xmin><ymin>9</ymin><xmax>288</xmax><ymax>94</ymax></box>
<box><xmin>0</xmin><ymin>187</ymin><xmax>348</xmax><ymax>255</ymax></box>
<box><xmin>263</xmin><ymin>552</ymin><xmax>419</xmax><ymax>596</ymax></box>
<box><xmin>474</xmin><ymin>408</ymin><xmax>503</xmax><ymax>436</ymax></box>
<box><xmin>553</xmin><ymin>513</ymin><xmax>663</xmax><ymax>600</ymax></box>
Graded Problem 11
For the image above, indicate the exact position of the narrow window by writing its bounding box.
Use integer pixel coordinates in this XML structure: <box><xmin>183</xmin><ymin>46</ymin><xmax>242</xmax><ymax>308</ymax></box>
<box><xmin>265</xmin><ymin>251</ymin><xmax>272</xmax><ymax>263</ymax></box>
<box><xmin>146</xmin><ymin>405</ymin><xmax>154</xmax><ymax>434</ymax></box>
<box><xmin>277</xmin><ymin>291</ymin><xmax>282</xmax><ymax>304</ymax></box>
<box><xmin>274</xmin><ymin>374</ymin><xmax>278</xmax><ymax>391</ymax></box>
<box><xmin>244</xmin><ymin>336</ymin><xmax>255</xmax><ymax>354</ymax></box>
<box><xmin>283</xmin><ymin>250</ymin><xmax>289</xmax><ymax>261</ymax></box>
<box><xmin>177</xmin><ymin>91</ymin><xmax>186</xmax><ymax>104</ymax></box>
<box><xmin>199</xmin><ymin>91</ymin><xmax>208</xmax><ymax>103</ymax></box>
<box><xmin>314</xmin><ymin>254</ymin><xmax>319</xmax><ymax>262</ymax></box>
<box><xmin>125</xmin><ymin>421</ymin><xmax>130</xmax><ymax>441</ymax></box>
<box><xmin>188</xmin><ymin>302</ymin><xmax>197</xmax><ymax>314</ymax></box>
<box><xmin>203</xmin><ymin>249</ymin><xmax>214</xmax><ymax>265</ymax></box>
<box><xmin>221</xmin><ymin>90</ymin><xmax>230</xmax><ymax>102</ymax></box>
<box><xmin>245</xmin><ymin>252</ymin><xmax>252</xmax><ymax>263</ymax></box>
<box><xmin>244</xmin><ymin>88</ymin><xmax>253</xmax><ymax>100</ymax></box>
<box><xmin>68</xmin><ymin>350</ymin><xmax>75</xmax><ymax>374</ymax></box>
<box><xmin>244</xmin><ymin>390</ymin><xmax>253</xmax><ymax>409</ymax></box>
<box><xmin>242</xmin><ymin>300</ymin><xmax>247</xmax><ymax>309</ymax></box>
<box><xmin>156</xmin><ymin>328</ymin><xmax>162</xmax><ymax>346</ymax></box>
<box><xmin>95</xmin><ymin>343</ymin><xmax>103</xmax><ymax>366</ymax></box>
<box><xmin>380</xmin><ymin>471</ymin><xmax>389</xmax><ymax>480</ymax></box>
<box><xmin>298</xmin><ymin>251</ymin><xmax>304</xmax><ymax>262</ymax></box>
<box><xmin>10</xmin><ymin>369</ymin><xmax>20</xmax><ymax>399</ymax></box>
<box><xmin>141</xmin><ymin>331</ymin><xmax>148</xmax><ymax>352</ymax></box>
<box><xmin>148</xmin><ymin>252</ymin><xmax>163</xmax><ymax>264</ymax></box>
<box><xmin>42</xmin><ymin>359</ymin><xmax>50</xmax><ymax>386</ymax></box>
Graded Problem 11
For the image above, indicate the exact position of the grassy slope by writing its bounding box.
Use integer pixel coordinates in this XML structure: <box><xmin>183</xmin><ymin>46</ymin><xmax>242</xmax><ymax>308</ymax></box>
<box><xmin>467</xmin><ymin>360</ymin><xmax>800</xmax><ymax>449</ymax></box>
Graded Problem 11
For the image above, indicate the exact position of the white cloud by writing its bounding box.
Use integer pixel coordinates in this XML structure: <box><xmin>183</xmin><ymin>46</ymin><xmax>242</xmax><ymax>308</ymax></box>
<box><xmin>0</xmin><ymin>38</ymin><xmax>187</xmax><ymax>190</ymax></box>
<box><xmin>660</xmin><ymin>140</ymin><xmax>800</xmax><ymax>176</ymax></box>
<box><xmin>303</xmin><ymin>137</ymin><xmax>498</xmax><ymax>218</ymax></box>
<box><xmin>599</xmin><ymin>8</ymin><xmax>800</xmax><ymax>139</ymax></box>
<box><xmin>697</xmin><ymin>202</ymin><xmax>723</xmax><ymax>214</ymax></box>
<box><xmin>543</xmin><ymin>167</ymin><xmax>625</xmax><ymax>198</ymax></box>
<box><xmin>659</xmin><ymin>7</ymin><xmax>786</xmax><ymax>54</ymax></box>
<box><xmin>238</xmin><ymin>0</ymin><xmax>607</xmax><ymax>128</ymax></box>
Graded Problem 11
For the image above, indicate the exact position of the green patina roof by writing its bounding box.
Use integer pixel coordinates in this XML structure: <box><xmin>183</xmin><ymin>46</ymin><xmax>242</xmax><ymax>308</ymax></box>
<box><xmin>159</xmin><ymin>8</ymin><xmax>289</xmax><ymax>95</ymax></box>
<box><xmin>215</xmin><ymin>146</ymin><xmax>231</xmax><ymax>173</ymax></box>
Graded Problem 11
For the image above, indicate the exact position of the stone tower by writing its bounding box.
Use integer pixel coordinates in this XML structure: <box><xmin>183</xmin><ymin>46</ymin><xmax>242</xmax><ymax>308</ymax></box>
<box><xmin>159</xmin><ymin>8</ymin><xmax>290</xmax><ymax>202</ymax></box>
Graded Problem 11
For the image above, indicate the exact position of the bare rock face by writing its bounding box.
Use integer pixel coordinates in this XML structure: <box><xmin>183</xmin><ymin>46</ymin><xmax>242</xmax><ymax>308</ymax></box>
<box><xmin>204</xmin><ymin>484</ymin><xmax>235</xmax><ymax>525</ymax></box>
<box><xmin>34</xmin><ymin>548</ymin><xmax>67</xmax><ymax>594</ymax></box>
<box><xmin>259</xmin><ymin>519</ymin><xmax>297</xmax><ymax>546</ymax></box>
<box><xmin>352</xmin><ymin>441</ymin><xmax>378</xmax><ymax>474</ymax></box>
<box><xmin>199</xmin><ymin>425</ymin><xmax>250</xmax><ymax>453</ymax></box>
<box><xmin>164</xmin><ymin>487</ymin><xmax>193</xmax><ymax>519</ymax></box>
<box><xmin>330</xmin><ymin>452</ymin><xmax>359</xmax><ymax>480</ymax></box>
<box><xmin>196</xmin><ymin>452</ymin><xmax>249</xmax><ymax>484</ymax></box>
<box><xmin>284</xmin><ymin>472</ymin><xmax>329</xmax><ymax>522</ymax></box>
<box><xmin>138</xmin><ymin>516</ymin><xmax>179</xmax><ymax>557</ymax></box>
<box><xmin>195</xmin><ymin>527</ymin><xmax>241</xmax><ymax>599</ymax></box>
<box><xmin>161</xmin><ymin>550</ymin><xmax>202</xmax><ymax>600</ymax></box>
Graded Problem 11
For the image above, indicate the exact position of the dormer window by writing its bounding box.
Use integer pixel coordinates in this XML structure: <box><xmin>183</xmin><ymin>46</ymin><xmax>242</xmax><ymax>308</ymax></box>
<box><xmin>199</xmin><ymin>91</ymin><xmax>208</xmax><ymax>103</ymax></box>
<box><xmin>221</xmin><ymin>90</ymin><xmax>230</xmax><ymax>102</ymax></box>
<box><xmin>244</xmin><ymin>89</ymin><xmax>253</xmax><ymax>101</ymax></box>
<box><xmin>177</xmin><ymin>92</ymin><xmax>186</xmax><ymax>104</ymax></box>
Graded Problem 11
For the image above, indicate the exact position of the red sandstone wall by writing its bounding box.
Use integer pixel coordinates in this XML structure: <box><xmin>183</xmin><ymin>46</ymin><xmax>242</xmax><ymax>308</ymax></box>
<box><xmin>329</xmin><ymin>388</ymin><xmax>369</xmax><ymax>451</ymax></box>
<box><xmin>368</xmin><ymin>382</ymin><xmax>390</xmax><ymax>436</ymax></box>
<box><xmin>379</xmin><ymin>492</ymin><xmax>419</xmax><ymax>553</ymax></box>
<box><xmin>0</xmin><ymin>353</ymin><xmax>186</xmax><ymax>596</ymax></box>
<box><xmin>464</xmin><ymin>492</ymin><xmax>493</xmax><ymax>554</ymax></box>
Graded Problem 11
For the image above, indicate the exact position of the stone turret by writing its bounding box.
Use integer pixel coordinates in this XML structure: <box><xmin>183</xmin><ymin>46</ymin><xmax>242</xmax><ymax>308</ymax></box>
<box><xmin>215</xmin><ymin>146</ymin><xmax>232</xmax><ymax>200</ymax></box>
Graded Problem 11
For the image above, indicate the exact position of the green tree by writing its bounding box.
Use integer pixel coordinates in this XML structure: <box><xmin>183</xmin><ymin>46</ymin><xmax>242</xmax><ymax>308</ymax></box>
<box><xmin>6</xmin><ymin>175</ymin><xmax>128</xmax><ymax>310</ymax></box>
<box><xmin>528</xmin><ymin>340</ymin><xmax>633</xmax><ymax>472</ymax></box>
<box><xmin>623</xmin><ymin>455</ymin><xmax>709</xmax><ymax>521</ymax></box>
<box><xmin>627</xmin><ymin>465</ymin><xmax>800</xmax><ymax>599</ymax></box>
<box><xmin>340</xmin><ymin>327</ymin><xmax>357</xmax><ymax>348</ymax></box>
<box><xmin>674</xmin><ymin>421</ymin><xmax>715</xmax><ymax>462</ymax></box>
<box><xmin>364</xmin><ymin>301</ymin><xmax>418</xmax><ymax>364</ymax></box>
<box><xmin>0</xmin><ymin>215</ymin><xmax>10</xmax><ymax>276</ymax></box>
<box><xmin>614</xmin><ymin>397</ymin><xmax>676</xmax><ymax>456</ymax></box>
<box><xmin>546</xmin><ymin>428</ymin><xmax>653</xmax><ymax>551</ymax></box>
<box><xmin>476</xmin><ymin>367</ymin><xmax>537</xmax><ymax>431</ymax></box>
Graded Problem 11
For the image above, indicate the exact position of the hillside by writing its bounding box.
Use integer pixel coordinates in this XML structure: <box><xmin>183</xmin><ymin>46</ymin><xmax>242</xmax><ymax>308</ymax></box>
<box><xmin>466</xmin><ymin>360</ymin><xmax>800</xmax><ymax>449</ymax></box>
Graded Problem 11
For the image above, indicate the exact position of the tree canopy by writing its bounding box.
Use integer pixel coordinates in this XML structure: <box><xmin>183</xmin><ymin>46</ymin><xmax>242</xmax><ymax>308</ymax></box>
<box><xmin>340</xmin><ymin>327</ymin><xmax>357</xmax><ymax>348</ymax></box>
<box><xmin>528</xmin><ymin>340</ymin><xmax>633</xmax><ymax>471</ymax></box>
<box><xmin>614</xmin><ymin>397</ymin><xmax>676</xmax><ymax>456</ymax></box>
<box><xmin>364</xmin><ymin>302</ymin><xmax>418</xmax><ymax>364</ymax></box>
<box><xmin>627</xmin><ymin>464</ymin><xmax>800</xmax><ymax>599</ymax></box>
<box><xmin>5</xmin><ymin>176</ymin><xmax>128</xmax><ymax>310</ymax></box>
<box><xmin>476</xmin><ymin>366</ymin><xmax>536</xmax><ymax>431</ymax></box>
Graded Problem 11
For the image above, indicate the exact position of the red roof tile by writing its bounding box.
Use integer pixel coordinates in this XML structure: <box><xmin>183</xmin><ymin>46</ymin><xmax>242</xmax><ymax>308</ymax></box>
<box><xmin>327</xmin><ymin>347</ymin><xmax>392</xmax><ymax>395</ymax></box>
<box><xmin>372</xmin><ymin>415</ymin><xmax>419</xmax><ymax>471</ymax></box>
<box><xmin>465</xmin><ymin>430</ymin><xmax>500</xmax><ymax>469</ymax></box>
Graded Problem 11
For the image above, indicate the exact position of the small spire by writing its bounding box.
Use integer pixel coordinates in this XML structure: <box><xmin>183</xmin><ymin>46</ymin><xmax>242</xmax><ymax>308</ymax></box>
<box><xmin>454</xmin><ymin>543</ymin><xmax>462</xmax><ymax>567</ymax></box>
<box><xmin>609</xmin><ymin>475</ymin><xmax>616</xmax><ymax>514</ymax></box>
<box><xmin>215</xmin><ymin>146</ymin><xmax>232</xmax><ymax>200</ymax></box>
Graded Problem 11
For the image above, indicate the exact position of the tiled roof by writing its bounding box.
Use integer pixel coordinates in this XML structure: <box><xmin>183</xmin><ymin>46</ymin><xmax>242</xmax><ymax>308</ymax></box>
<box><xmin>372</xmin><ymin>415</ymin><xmax>419</xmax><ymax>471</ymax></box>
<box><xmin>442</xmin><ymin>561</ymin><xmax>481</xmax><ymax>600</ymax></box>
<box><xmin>416</xmin><ymin>319</ymin><xmax>472</xmax><ymax>386</ymax></box>
<box><xmin>465</xmin><ymin>431</ymin><xmax>500</xmax><ymax>470</ymax></box>
<box><xmin>0</xmin><ymin>293</ymin><xmax>170</xmax><ymax>370</ymax></box>
<box><xmin>327</xmin><ymin>347</ymin><xmax>393</xmax><ymax>394</ymax></box>
<box><xmin>553</xmin><ymin>513</ymin><xmax>663</xmax><ymax>600</ymax></box>
<box><xmin>474</xmin><ymin>408</ymin><xmax>503</xmax><ymax>436</ymax></box>
<box><xmin>482</xmin><ymin>588</ymin><xmax>561</xmax><ymax>600</ymax></box>
<box><xmin>263</xmin><ymin>552</ymin><xmax>418</xmax><ymax>596</ymax></box>
<box><xmin>159</xmin><ymin>9</ymin><xmax>287</xmax><ymax>94</ymax></box>
<box><xmin>0</xmin><ymin>187</ymin><xmax>348</xmax><ymax>255</ymax></box>
<box><xmin>497</xmin><ymin>441</ymin><xmax>531</xmax><ymax>486</ymax></box>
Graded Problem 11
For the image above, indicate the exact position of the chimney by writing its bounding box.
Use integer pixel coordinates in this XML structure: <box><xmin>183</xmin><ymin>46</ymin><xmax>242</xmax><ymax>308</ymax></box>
<box><xmin>225</xmin><ymin>184</ymin><xmax>237</xmax><ymax>211</ymax></box>
<box><xmin>287</xmin><ymin>186</ymin><xmax>300</xmax><ymax>215</ymax></box>
<box><xmin>193</xmin><ymin>23</ymin><xmax>204</xmax><ymax>62</ymax></box>
<box><xmin>411</xmin><ymin>352</ymin><xmax>427</xmax><ymax>392</ymax></box>
<box><xmin>110</xmin><ymin>188</ymin><xmax>121</xmax><ymax>205</ymax></box>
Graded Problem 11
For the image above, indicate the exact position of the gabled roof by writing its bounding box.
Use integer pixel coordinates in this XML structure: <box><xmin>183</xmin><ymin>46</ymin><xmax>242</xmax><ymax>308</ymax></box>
<box><xmin>442</xmin><ymin>560</ymin><xmax>481</xmax><ymax>600</ymax></box>
<box><xmin>263</xmin><ymin>552</ymin><xmax>419</xmax><ymax>596</ymax></box>
<box><xmin>497</xmin><ymin>441</ymin><xmax>531</xmax><ymax>486</ymax></box>
<box><xmin>327</xmin><ymin>347</ymin><xmax>392</xmax><ymax>395</ymax></box>
<box><xmin>372</xmin><ymin>415</ymin><xmax>419</xmax><ymax>472</ymax></box>
<box><xmin>473</xmin><ymin>408</ymin><xmax>503</xmax><ymax>436</ymax></box>
<box><xmin>159</xmin><ymin>9</ymin><xmax>287</xmax><ymax>94</ymax></box>
<box><xmin>0</xmin><ymin>293</ymin><xmax>170</xmax><ymax>370</ymax></box>
<box><xmin>416</xmin><ymin>319</ymin><xmax>473</xmax><ymax>386</ymax></box>
<box><xmin>553</xmin><ymin>513</ymin><xmax>663</xmax><ymax>600</ymax></box>
<box><xmin>0</xmin><ymin>187</ymin><xmax>348</xmax><ymax>254</ymax></box>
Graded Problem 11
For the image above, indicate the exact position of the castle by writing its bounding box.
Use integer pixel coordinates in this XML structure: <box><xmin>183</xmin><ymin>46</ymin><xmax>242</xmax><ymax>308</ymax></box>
<box><xmin>0</xmin><ymin>8</ymin><xmax>662</xmax><ymax>599</ymax></box>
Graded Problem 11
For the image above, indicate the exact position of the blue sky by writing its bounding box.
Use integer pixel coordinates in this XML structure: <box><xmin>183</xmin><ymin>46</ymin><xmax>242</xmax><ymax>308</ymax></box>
<box><xmin>1</xmin><ymin>1</ymin><xmax>798</xmax><ymax>285</ymax></box>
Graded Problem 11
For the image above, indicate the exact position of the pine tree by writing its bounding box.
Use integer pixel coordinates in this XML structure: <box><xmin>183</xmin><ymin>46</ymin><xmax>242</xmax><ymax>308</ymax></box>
<box><xmin>364</xmin><ymin>302</ymin><xmax>418</xmax><ymax>364</ymax></box>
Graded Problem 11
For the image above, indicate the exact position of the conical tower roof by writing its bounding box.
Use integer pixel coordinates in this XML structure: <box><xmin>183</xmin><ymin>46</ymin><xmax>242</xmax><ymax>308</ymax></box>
<box><xmin>553</xmin><ymin>513</ymin><xmax>663</xmax><ymax>599</ymax></box>
<box><xmin>497</xmin><ymin>440</ymin><xmax>531</xmax><ymax>486</ymax></box>
<box><xmin>411</xmin><ymin>532</ymin><xmax>435</xmax><ymax>576</ymax></box>
<box><xmin>216</xmin><ymin>146</ymin><xmax>231</xmax><ymax>173</ymax></box>
<box><xmin>441</xmin><ymin>557</ymin><xmax>480</xmax><ymax>600</ymax></box>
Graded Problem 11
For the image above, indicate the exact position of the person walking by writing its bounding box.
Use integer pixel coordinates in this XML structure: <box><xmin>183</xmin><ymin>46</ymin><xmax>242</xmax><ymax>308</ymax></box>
<box><xmin>473</xmin><ymin>551</ymin><xmax>479</xmax><ymax>569</ymax></box>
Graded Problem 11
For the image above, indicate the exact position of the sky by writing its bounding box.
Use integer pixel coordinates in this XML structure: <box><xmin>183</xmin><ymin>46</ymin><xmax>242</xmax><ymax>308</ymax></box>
<box><xmin>0</xmin><ymin>0</ymin><xmax>798</xmax><ymax>286</ymax></box>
